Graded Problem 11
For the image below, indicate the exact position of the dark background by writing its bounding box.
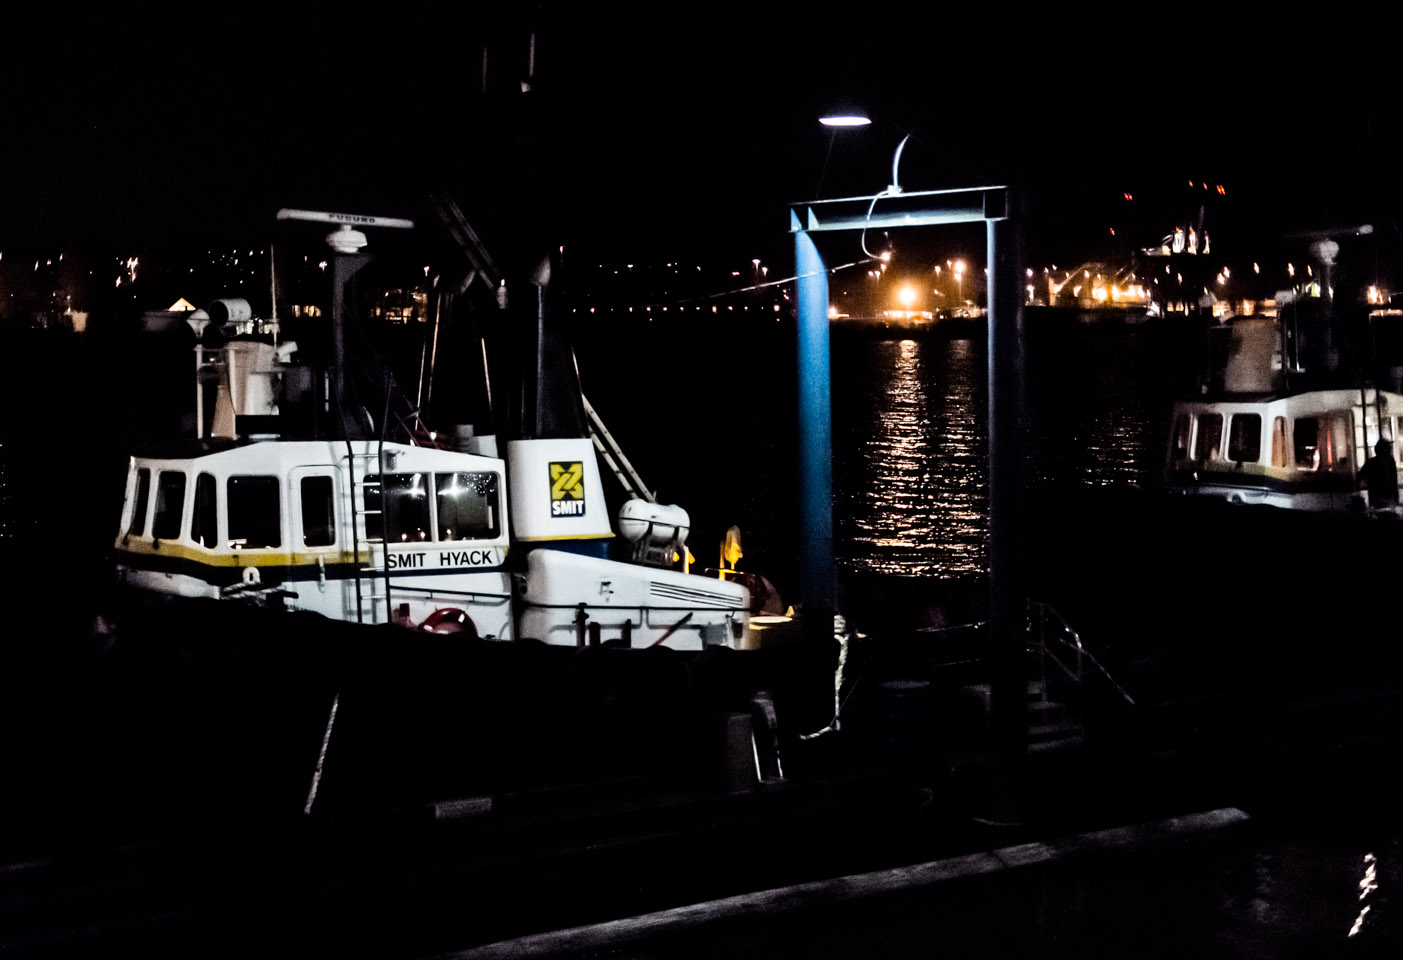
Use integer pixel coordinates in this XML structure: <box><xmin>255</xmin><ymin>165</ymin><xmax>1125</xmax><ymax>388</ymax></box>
<box><xmin>3</xmin><ymin>4</ymin><xmax>1400</xmax><ymax>264</ymax></box>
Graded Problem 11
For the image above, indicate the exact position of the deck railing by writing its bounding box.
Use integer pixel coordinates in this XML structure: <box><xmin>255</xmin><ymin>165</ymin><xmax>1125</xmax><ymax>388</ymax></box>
<box><xmin>1027</xmin><ymin>601</ymin><xmax>1136</xmax><ymax>707</ymax></box>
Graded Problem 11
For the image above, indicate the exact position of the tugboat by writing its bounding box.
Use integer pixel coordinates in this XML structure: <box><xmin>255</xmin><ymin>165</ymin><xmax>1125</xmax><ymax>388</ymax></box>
<box><xmin>111</xmin><ymin>209</ymin><xmax>755</xmax><ymax>649</ymax></box>
<box><xmin>1164</xmin><ymin>232</ymin><xmax>1403</xmax><ymax>512</ymax></box>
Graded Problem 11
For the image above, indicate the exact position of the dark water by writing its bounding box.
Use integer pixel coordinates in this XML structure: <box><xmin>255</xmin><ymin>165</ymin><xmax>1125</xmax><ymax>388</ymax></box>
<box><xmin>829</xmin><ymin>318</ymin><xmax>1189</xmax><ymax>577</ymax></box>
<box><xmin>575</xmin><ymin>311</ymin><xmax>1189</xmax><ymax>589</ymax></box>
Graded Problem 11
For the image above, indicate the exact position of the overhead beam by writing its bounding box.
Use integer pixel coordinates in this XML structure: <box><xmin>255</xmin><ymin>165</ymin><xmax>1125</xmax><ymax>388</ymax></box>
<box><xmin>790</xmin><ymin>186</ymin><xmax>1010</xmax><ymax>234</ymax></box>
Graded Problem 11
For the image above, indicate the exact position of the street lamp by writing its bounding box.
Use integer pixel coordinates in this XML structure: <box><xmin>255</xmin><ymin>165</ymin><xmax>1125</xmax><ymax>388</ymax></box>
<box><xmin>818</xmin><ymin>102</ymin><xmax>871</xmax><ymax>127</ymax></box>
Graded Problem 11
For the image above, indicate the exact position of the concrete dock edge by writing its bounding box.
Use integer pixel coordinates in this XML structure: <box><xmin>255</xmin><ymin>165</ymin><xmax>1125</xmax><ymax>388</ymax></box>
<box><xmin>431</xmin><ymin>806</ymin><xmax>1251</xmax><ymax>959</ymax></box>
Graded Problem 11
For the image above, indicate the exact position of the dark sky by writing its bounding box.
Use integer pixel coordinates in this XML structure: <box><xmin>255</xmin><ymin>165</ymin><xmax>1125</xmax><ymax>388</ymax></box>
<box><xmin>4</xmin><ymin>4</ymin><xmax>1401</xmax><ymax>265</ymax></box>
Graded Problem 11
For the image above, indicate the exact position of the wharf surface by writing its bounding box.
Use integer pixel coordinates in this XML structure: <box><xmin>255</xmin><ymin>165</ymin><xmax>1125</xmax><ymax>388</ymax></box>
<box><xmin>2</xmin><ymin>609</ymin><xmax>1402</xmax><ymax>958</ymax></box>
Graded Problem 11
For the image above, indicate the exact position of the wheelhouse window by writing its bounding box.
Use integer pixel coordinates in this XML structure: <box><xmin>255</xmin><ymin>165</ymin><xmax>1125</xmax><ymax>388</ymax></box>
<box><xmin>1228</xmin><ymin>414</ymin><xmax>1262</xmax><ymax>464</ymax></box>
<box><xmin>436</xmin><ymin>472</ymin><xmax>500</xmax><ymax>541</ymax></box>
<box><xmin>300</xmin><ymin>476</ymin><xmax>336</xmax><ymax>547</ymax></box>
<box><xmin>1324</xmin><ymin>415</ymin><xmax>1352</xmax><ymax>473</ymax></box>
<box><xmin>128</xmin><ymin>468</ymin><xmax>151</xmax><ymax>537</ymax></box>
<box><xmin>1170</xmin><ymin>414</ymin><xmax>1190</xmax><ymax>460</ymax></box>
<box><xmin>365</xmin><ymin>473</ymin><xmax>430</xmax><ymax>543</ymax></box>
<box><xmin>227</xmin><ymin>476</ymin><xmax>281</xmax><ymax>548</ymax></box>
<box><xmin>193</xmin><ymin>473</ymin><xmax>218</xmax><ymax>548</ymax></box>
<box><xmin>1195</xmin><ymin>414</ymin><xmax>1223</xmax><ymax>461</ymax></box>
<box><xmin>1294</xmin><ymin>418</ymin><xmax>1319</xmax><ymax>469</ymax></box>
<box><xmin>1271</xmin><ymin>417</ymin><xmax>1287</xmax><ymax>468</ymax></box>
<box><xmin>152</xmin><ymin>471</ymin><xmax>187</xmax><ymax>540</ymax></box>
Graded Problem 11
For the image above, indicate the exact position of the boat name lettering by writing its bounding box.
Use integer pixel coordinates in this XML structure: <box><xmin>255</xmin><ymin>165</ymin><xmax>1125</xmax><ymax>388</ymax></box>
<box><xmin>440</xmin><ymin>548</ymin><xmax>497</xmax><ymax>566</ymax></box>
<box><xmin>387</xmin><ymin>549</ymin><xmax>498</xmax><ymax>568</ymax></box>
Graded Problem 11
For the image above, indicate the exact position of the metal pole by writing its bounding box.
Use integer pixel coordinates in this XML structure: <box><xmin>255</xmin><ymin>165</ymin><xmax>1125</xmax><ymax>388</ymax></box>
<box><xmin>794</xmin><ymin>227</ymin><xmax>835</xmax><ymax>647</ymax></box>
<box><xmin>194</xmin><ymin>345</ymin><xmax>204</xmax><ymax>439</ymax></box>
<box><xmin>986</xmin><ymin>193</ymin><xmax>1027</xmax><ymax>828</ymax></box>
<box><xmin>330</xmin><ymin>253</ymin><xmax>372</xmax><ymax>436</ymax></box>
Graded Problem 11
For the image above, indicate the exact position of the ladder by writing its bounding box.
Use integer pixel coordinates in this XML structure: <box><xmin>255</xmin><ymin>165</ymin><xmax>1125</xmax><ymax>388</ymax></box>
<box><xmin>347</xmin><ymin>450</ymin><xmax>391</xmax><ymax>624</ymax></box>
<box><xmin>582</xmin><ymin>394</ymin><xmax>654</xmax><ymax>503</ymax></box>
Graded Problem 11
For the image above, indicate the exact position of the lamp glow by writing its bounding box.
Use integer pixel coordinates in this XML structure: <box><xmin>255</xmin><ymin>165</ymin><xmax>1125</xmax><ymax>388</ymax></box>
<box><xmin>819</xmin><ymin>115</ymin><xmax>871</xmax><ymax>127</ymax></box>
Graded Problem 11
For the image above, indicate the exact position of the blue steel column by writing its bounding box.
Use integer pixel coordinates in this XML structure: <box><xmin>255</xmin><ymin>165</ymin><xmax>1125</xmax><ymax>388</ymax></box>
<box><xmin>986</xmin><ymin>195</ymin><xmax>1026</xmax><ymax>827</ymax></box>
<box><xmin>794</xmin><ymin>223</ymin><xmax>836</xmax><ymax>644</ymax></box>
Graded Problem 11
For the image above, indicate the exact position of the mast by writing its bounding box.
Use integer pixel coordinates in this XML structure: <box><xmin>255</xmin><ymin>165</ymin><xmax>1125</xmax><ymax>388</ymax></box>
<box><xmin>274</xmin><ymin>209</ymin><xmax>415</xmax><ymax>440</ymax></box>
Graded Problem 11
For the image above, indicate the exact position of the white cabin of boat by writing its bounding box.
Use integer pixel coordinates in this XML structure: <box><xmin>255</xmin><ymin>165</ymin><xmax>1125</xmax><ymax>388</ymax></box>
<box><xmin>1166</xmin><ymin>389</ymin><xmax>1403</xmax><ymax>510</ymax></box>
<box><xmin>1164</xmin><ymin>309</ymin><xmax>1403</xmax><ymax>510</ymax></box>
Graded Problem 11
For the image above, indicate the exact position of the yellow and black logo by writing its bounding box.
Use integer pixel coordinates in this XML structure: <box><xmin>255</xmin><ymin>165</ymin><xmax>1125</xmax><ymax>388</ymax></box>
<box><xmin>549</xmin><ymin>461</ymin><xmax>586</xmax><ymax>517</ymax></box>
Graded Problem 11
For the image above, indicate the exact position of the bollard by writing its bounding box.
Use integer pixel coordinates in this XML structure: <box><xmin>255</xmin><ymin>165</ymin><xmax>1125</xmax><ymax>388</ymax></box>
<box><xmin>712</xmin><ymin>711</ymin><xmax>759</xmax><ymax>794</ymax></box>
<box><xmin>750</xmin><ymin>691</ymin><xmax>784</xmax><ymax>783</ymax></box>
<box><xmin>875</xmin><ymin>679</ymin><xmax>933</xmax><ymax>771</ymax></box>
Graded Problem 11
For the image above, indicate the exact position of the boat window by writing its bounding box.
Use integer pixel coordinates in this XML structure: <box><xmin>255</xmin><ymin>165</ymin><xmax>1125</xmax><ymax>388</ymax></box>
<box><xmin>301</xmin><ymin>476</ymin><xmax>336</xmax><ymax>547</ymax></box>
<box><xmin>1195</xmin><ymin>414</ymin><xmax>1223</xmax><ymax>461</ymax></box>
<box><xmin>128</xmin><ymin>468</ymin><xmax>151</xmax><ymax>537</ymax></box>
<box><xmin>1170</xmin><ymin>414</ymin><xmax>1190</xmax><ymax>459</ymax></box>
<box><xmin>365</xmin><ymin>473</ymin><xmax>430</xmax><ymax>543</ymax></box>
<box><xmin>436</xmin><ymin>472</ymin><xmax>501</xmax><ymax>541</ymax></box>
<box><xmin>1271</xmin><ymin>417</ymin><xmax>1287</xmax><ymax>468</ymax></box>
<box><xmin>152</xmin><ymin>471</ymin><xmax>187</xmax><ymax>540</ymax></box>
<box><xmin>1294</xmin><ymin>418</ymin><xmax>1319</xmax><ymax>470</ymax></box>
<box><xmin>1324</xmin><ymin>415</ymin><xmax>1352</xmax><ymax>473</ymax></box>
<box><xmin>193</xmin><ymin>473</ymin><xmax>218</xmax><ymax>548</ymax></box>
<box><xmin>227</xmin><ymin>476</ymin><xmax>281</xmax><ymax>549</ymax></box>
<box><xmin>1228</xmin><ymin>414</ymin><xmax>1262</xmax><ymax>463</ymax></box>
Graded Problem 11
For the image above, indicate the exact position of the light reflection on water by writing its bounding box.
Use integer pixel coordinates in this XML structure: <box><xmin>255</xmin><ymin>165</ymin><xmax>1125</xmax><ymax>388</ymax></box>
<box><xmin>834</xmin><ymin>336</ymin><xmax>987</xmax><ymax>577</ymax></box>
<box><xmin>832</xmin><ymin>325</ymin><xmax>1173</xmax><ymax>578</ymax></box>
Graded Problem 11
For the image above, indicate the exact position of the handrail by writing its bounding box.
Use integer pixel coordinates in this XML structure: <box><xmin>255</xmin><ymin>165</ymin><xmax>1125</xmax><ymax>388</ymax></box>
<box><xmin>1028</xmin><ymin>601</ymin><xmax>1136</xmax><ymax>707</ymax></box>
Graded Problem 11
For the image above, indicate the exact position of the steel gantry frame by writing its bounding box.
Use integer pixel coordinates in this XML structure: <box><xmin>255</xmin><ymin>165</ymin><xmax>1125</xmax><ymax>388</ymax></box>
<box><xmin>790</xmin><ymin>185</ymin><xmax>1027</xmax><ymax>824</ymax></box>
